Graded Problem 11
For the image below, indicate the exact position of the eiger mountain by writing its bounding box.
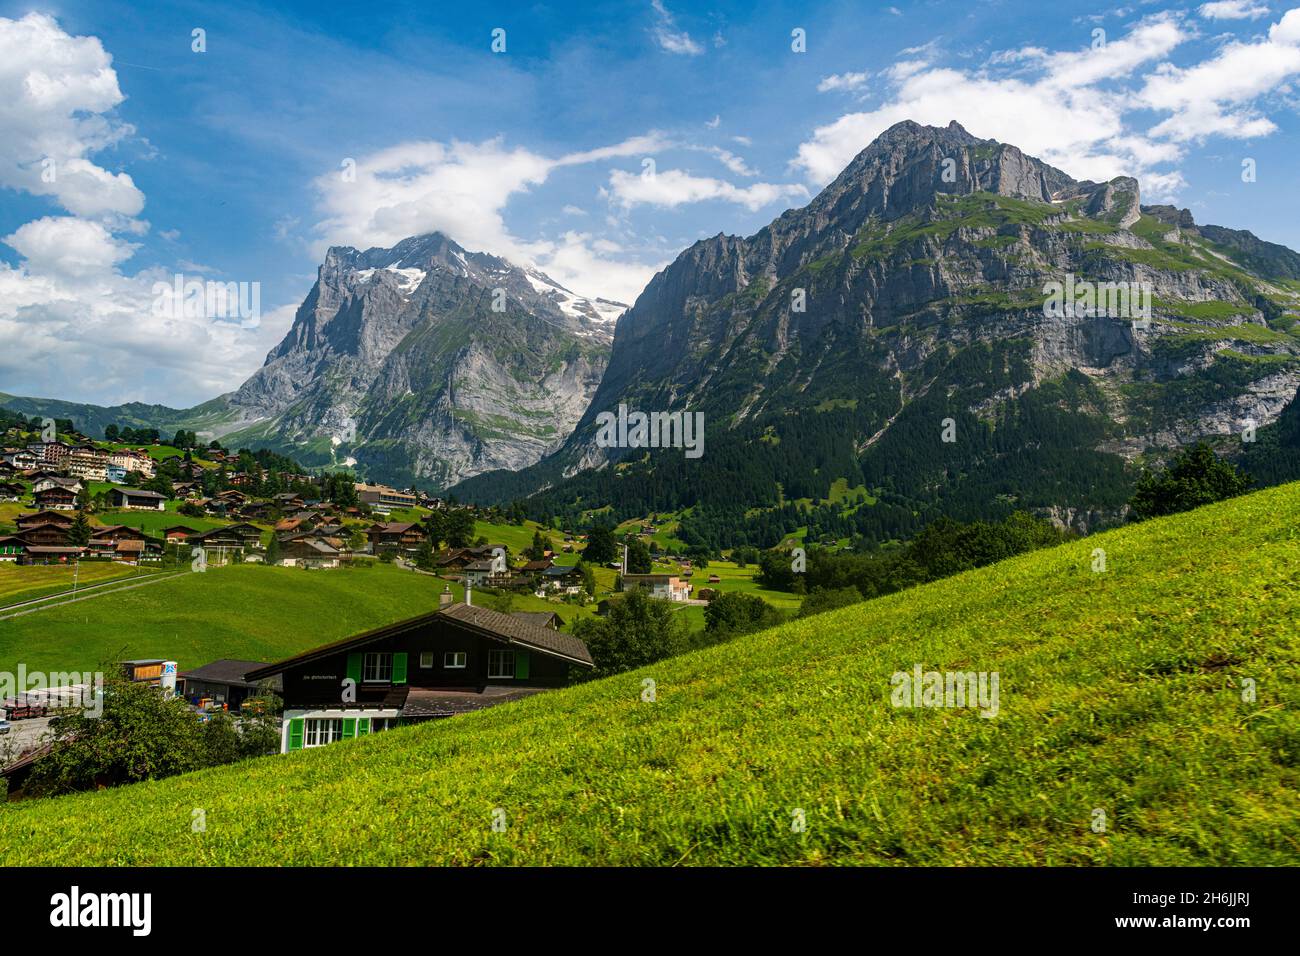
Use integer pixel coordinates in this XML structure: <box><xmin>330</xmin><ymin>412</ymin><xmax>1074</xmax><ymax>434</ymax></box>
<box><xmin>453</xmin><ymin>120</ymin><xmax>1300</xmax><ymax>544</ymax></box>
<box><xmin>218</xmin><ymin>233</ymin><xmax>624</xmax><ymax>488</ymax></box>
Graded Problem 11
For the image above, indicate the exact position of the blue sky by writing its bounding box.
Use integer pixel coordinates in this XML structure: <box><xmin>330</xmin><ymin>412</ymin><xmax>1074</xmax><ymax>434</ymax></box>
<box><xmin>1</xmin><ymin>0</ymin><xmax>1299</xmax><ymax>406</ymax></box>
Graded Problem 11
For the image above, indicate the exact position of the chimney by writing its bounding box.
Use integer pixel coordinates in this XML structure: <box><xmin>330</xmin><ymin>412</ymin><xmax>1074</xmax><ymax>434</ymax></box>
<box><xmin>464</xmin><ymin>578</ymin><xmax>472</xmax><ymax>607</ymax></box>
<box><xmin>439</xmin><ymin>584</ymin><xmax>452</xmax><ymax>610</ymax></box>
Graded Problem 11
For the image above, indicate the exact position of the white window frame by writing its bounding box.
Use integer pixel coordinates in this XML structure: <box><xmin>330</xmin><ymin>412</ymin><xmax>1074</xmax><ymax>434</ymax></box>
<box><xmin>444</xmin><ymin>651</ymin><xmax>467</xmax><ymax>669</ymax></box>
<box><xmin>419</xmin><ymin>651</ymin><xmax>434</xmax><ymax>668</ymax></box>
<box><xmin>487</xmin><ymin>649</ymin><xmax>516</xmax><ymax>679</ymax></box>
<box><xmin>362</xmin><ymin>652</ymin><xmax>392</xmax><ymax>683</ymax></box>
<box><xmin>303</xmin><ymin>718</ymin><xmax>343</xmax><ymax>748</ymax></box>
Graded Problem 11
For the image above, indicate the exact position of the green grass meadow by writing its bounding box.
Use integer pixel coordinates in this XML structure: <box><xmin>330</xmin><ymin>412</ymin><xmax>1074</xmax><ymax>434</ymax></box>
<box><xmin>0</xmin><ymin>562</ymin><xmax>451</xmax><ymax>675</ymax></box>
<box><xmin>1</xmin><ymin>482</ymin><xmax>1296</xmax><ymax>864</ymax></box>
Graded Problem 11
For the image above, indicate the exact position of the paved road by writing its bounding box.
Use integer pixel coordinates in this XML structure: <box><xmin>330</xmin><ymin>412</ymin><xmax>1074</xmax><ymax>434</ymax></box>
<box><xmin>0</xmin><ymin>715</ymin><xmax>53</xmax><ymax>759</ymax></box>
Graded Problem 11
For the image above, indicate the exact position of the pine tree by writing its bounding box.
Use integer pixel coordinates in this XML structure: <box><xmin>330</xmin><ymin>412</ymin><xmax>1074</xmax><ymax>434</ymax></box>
<box><xmin>67</xmin><ymin>511</ymin><xmax>92</xmax><ymax>547</ymax></box>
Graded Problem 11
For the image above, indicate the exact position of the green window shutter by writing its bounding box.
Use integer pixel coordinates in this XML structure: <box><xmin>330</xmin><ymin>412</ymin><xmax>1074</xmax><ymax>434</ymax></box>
<box><xmin>515</xmin><ymin>650</ymin><xmax>530</xmax><ymax>680</ymax></box>
<box><xmin>392</xmin><ymin>652</ymin><xmax>408</xmax><ymax>684</ymax></box>
<box><xmin>346</xmin><ymin>653</ymin><xmax>362</xmax><ymax>683</ymax></box>
<box><xmin>356</xmin><ymin>718</ymin><xmax>370</xmax><ymax>736</ymax></box>
<box><xmin>342</xmin><ymin>718</ymin><xmax>356</xmax><ymax>740</ymax></box>
<box><xmin>287</xmin><ymin>718</ymin><xmax>304</xmax><ymax>751</ymax></box>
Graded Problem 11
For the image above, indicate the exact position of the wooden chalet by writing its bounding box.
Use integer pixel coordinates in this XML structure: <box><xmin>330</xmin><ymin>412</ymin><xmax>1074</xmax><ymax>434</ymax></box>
<box><xmin>15</xmin><ymin>510</ymin><xmax>72</xmax><ymax>530</ymax></box>
<box><xmin>277</xmin><ymin>533</ymin><xmax>346</xmax><ymax>569</ymax></box>
<box><xmin>33</xmin><ymin>485</ymin><xmax>77</xmax><ymax>510</ymax></box>
<box><xmin>366</xmin><ymin>521</ymin><xmax>423</xmax><ymax>555</ymax></box>
<box><xmin>244</xmin><ymin>595</ymin><xmax>593</xmax><ymax>752</ymax></box>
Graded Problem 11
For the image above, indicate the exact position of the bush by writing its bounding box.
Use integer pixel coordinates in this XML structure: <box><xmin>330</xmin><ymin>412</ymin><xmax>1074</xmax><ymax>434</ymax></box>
<box><xmin>1129</xmin><ymin>441</ymin><xmax>1251</xmax><ymax>520</ymax></box>
<box><xmin>571</xmin><ymin>590</ymin><xmax>689</xmax><ymax>678</ymax></box>
<box><xmin>703</xmin><ymin>591</ymin><xmax>783</xmax><ymax>637</ymax></box>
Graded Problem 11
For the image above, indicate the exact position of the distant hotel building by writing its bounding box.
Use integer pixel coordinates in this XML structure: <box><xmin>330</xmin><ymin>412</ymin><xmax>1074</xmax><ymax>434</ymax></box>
<box><xmin>355</xmin><ymin>482</ymin><xmax>417</xmax><ymax>512</ymax></box>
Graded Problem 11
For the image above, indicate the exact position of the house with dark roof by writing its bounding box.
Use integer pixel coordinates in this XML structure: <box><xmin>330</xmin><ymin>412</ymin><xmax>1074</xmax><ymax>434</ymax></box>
<box><xmin>179</xmin><ymin>659</ymin><xmax>283</xmax><ymax>708</ymax></box>
<box><xmin>192</xmin><ymin>521</ymin><xmax>263</xmax><ymax>552</ymax></box>
<box><xmin>33</xmin><ymin>485</ymin><xmax>77</xmax><ymax>510</ymax></box>
<box><xmin>108</xmin><ymin>487</ymin><xmax>166</xmax><ymax>511</ymax></box>
<box><xmin>366</xmin><ymin>521</ymin><xmax>423</xmax><ymax>555</ymax></box>
<box><xmin>276</xmin><ymin>533</ymin><xmax>346</xmax><ymax>569</ymax></box>
<box><xmin>244</xmin><ymin>592</ymin><xmax>593</xmax><ymax>752</ymax></box>
<box><xmin>15</xmin><ymin>510</ymin><xmax>72</xmax><ymax>530</ymax></box>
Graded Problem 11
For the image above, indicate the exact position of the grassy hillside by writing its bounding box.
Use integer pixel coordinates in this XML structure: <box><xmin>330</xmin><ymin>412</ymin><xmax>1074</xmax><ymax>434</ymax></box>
<box><xmin>0</xmin><ymin>562</ymin><xmax>150</xmax><ymax>607</ymax></box>
<box><xmin>2</xmin><ymin>483</ymin><xmax>1298</xmax><ymax>864</ymax></box>
<box><xmin>0</xmin><ymin>563</ymin><xmax>452</xmax><ymax>675</ymax></box>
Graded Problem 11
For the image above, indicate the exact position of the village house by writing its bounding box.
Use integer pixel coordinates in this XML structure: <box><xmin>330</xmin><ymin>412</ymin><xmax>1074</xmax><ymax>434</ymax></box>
<box><xmin>540</xmin><ymin>564</ymin><xmax>584</xmax><ymax>593</ymax></box>
<box><xmin>161</xmin><ymin>524</ymin><xmax>200</xmax><ymax>543</ymax></box>
<box><xmin>0</xmin><ymin>481</ymin><xmax>23</xmax><ymax>502</ymax></box>
<box><xmin>192</xmin><ymin>522</ymin><xmax>263</xmax><ymax>559</ymax></box>
<box><xmin>108</xmin><ymin>488</ymin><xmax>167</xmax><ymax>511</ymax></box>
<box><xmin>366</xmin><ymin>521</ymin><xmax>423</xmax><ymax>555</ymax></box>
<box><xmin>31</xmin><ymin>474</ymin><xmax>81</xmax><ymax>495</ymax></box>
<box><xmin>276</xmin><ymin>532</ymin><xmax>347</xmax><ymax>569</ymax></box>
<box><xmin>0</xmin><ymin>535</ymin><xmax>28</xmax><ymax>562</ymax></box>
<box><xmin>15</xmin><ymin>510</ymin><xmax>72</xmax><ymax>531</ymax></box>
<box><xmin>243</xmin><ymin>592</ymin><xmax>592</xmax><ymax>752</ymax></box>
<box><xmin>621</xmin><ymin>573</ymin><xmax>693</xmax><ymax>601</ymax></box>
<box><xmin>1</xmin><ymin>449</ymin><xmax>39</xmax><ymax>470</ymax></box>
<box><xmin>463</xmin><ymin>559</ymin><xmax>499</xmax><ymax>587</ymax></box>
<box><xmin>33</xmin><ymin>485</ymin><xmax>77</xmax><ymax>510</ymax></box>
<box><xmin>273</xmin><ymin>492</ymin><xmax>306</xmax><ymax>511</ymax></box>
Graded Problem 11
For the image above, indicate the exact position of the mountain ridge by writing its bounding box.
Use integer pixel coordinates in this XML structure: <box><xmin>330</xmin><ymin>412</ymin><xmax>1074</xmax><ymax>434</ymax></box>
<box><xmin>449</xmin><ymin>120</ymin><xmax>1300</xmax><ymax>545</ymax></box>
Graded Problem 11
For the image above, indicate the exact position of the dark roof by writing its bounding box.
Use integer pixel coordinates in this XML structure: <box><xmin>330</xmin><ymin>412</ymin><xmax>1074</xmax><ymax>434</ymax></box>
<box><xmin>245</xmin><ymin>601</ymin><xmax>593</xmax><ymax>680</ymax></box>
<box><xmin>113</xmin><ymin>488</ymin><xmax>165</xmax><ymax>500</ymax></box>
<box><xmin>179</xmin><ymin>659</ymin><xmax>283</xmax><ymax>691</ymax></box>
<box><xmin>544</xmin><ymin>564</ymin><xmax>580</xmax><ymax>577</ymax></box>
<box><xmin>440</xmin><ymin>602</ymin><xmax>592</xmax><ymax>666</ymax></box>
<box><xmin>510</xmin><ymin>611</ymin><xmax>561</xmax><ymax>629</ymax></box>
<box><xmin>16</xmin><ymin>511</ymin><xmax>72</xmax><ymax>525</ymax></box>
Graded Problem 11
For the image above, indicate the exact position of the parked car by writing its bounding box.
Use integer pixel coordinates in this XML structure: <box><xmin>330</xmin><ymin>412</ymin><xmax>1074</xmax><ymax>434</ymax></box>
<box><xmin>0</xmin><ymin>720</ymin><xmax>11</xmax><ymax>735</ymax></box>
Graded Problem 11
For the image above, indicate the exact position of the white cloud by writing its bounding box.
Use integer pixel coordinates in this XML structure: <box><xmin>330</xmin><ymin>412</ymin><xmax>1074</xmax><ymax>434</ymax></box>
<box><xmin>313</xmin><ymin>134</ymin><xmax>671</xmax><ymax>304</ymax></box>
<box><xmin>608</xmin><ymin>167</ymin><xmax>808</xmax><ymax>212</ymax></box>
<box><xmin>0</xmin><ymin>14</ymin><xmax>288</xmax><ymax>407</ymax></box>
<box><xmin>0</xmin><ymin>13</ymin><xmax>143</xmax><ymax>219</ymax></box>
<box><xmin>691</xmin><ymin>145</ymin><xmax>759</xmax><ymax>177</ymax></box>
<box><xmin>650</xmin><ymin>0</ymin><xmax>704</xmax><ymax>56</ymax></box>
<box><xmin>4</xmin><ymin>217</ymin><xmax>136</xmax><ymax>280</ymax></box>
<box><xmin>1139</xmin><ymin>9</ymin><xmax>1300</xmax><ymax>142</ymax></box>
<box><xmin>1199</xmin><ymin>1</ymin><xmax>1271</xmax><ymax>19</ymax></box>
<box><xmin>790</xmin><ymin>11</ymin><xmax>1300</xmax><ymax>201</ymax></box>
<box><xmin>818</xmin><ymin>71</ymin><xmax>871</xmax><ymax>93</ymax></box>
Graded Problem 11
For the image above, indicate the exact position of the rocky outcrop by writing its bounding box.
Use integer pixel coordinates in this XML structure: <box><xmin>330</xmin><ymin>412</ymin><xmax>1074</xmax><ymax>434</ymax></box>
<box><xmin>453</xmin><ymin>120</ymin><xmax>1300</xmax><ymax>533</ymax></box>
<box><xmin>221</xmin><ymin>232</ymin><xmax>622</xmax><ymax>488</ymax></box>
